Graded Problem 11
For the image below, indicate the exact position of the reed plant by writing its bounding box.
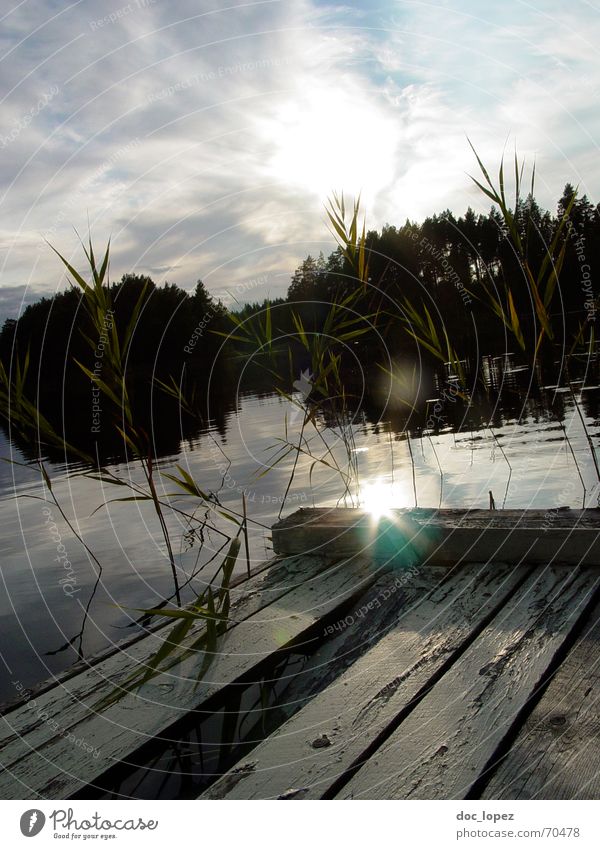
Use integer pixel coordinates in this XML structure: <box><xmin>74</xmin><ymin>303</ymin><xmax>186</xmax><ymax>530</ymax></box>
<box><xmin>218</xmin><ymin>193</ymin><xmax>377</xmax><ymax>512</ymax></box>
<box><xmin>467</xmin><ymin>141</ymin><xmax>575</xmax><ymax>357</ymax></box>
<box><xmin>324</xmin><ymin>146</ymin><xmax>598</xmax><ymax>506</ymax></box>
<box><xmin>467</xmin><ymin>143</ymin><xmax>600</xmax><ymax>487</ymax></box>
<box><xmin>0</xmin><ymin>237</ymin><xmax>246</xmax><ymax>694</ymax></box>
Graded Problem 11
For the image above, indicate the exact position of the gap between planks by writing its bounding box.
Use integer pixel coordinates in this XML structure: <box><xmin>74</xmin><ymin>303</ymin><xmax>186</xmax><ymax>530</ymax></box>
<box><xmin>201</xmin><ymin>558</ymin><xmax>532</xmax><ymax>799</ymax></box>
<box><xmin>0</xmin><ymin>551</ymin><xmax>381</xmax><ymax>799</ymax></box>
<box><xmin>338</xmin><ymin>565</ymin><xmax>600</xmax><ymax>799</ymax></box>
<box><xmin>480</xmin><ymin>595</ymin><xmax>600</xmax><ymax>800</ymax></box>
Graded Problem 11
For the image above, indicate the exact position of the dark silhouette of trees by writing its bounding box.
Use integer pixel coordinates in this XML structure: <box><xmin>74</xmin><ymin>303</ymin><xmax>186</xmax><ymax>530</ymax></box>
<box><xmin>282</xmin><ymin>185</ymin><xmax>599</xmax><ymax>363</ymax></box>
<box><xmin>0</xmin><ymin>273</ymin><xmax>227</xmax><ymax>384</ymax></box>
<box><xmin>1</xmin><ymin>182</ymin><xmax>597</xmax><ymax>452</ymax></box>
<box><xmin>0</xmin><ymin>272</ymin><xmax>232</xmax><ymax>458</ymax></box>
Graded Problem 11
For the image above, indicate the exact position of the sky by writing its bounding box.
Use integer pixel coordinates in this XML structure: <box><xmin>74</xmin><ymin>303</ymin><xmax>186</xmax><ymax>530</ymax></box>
<box><xmin>1</xmin><ymin>0</ymin><xmax>599</xmax><ymax>318</ymax></box>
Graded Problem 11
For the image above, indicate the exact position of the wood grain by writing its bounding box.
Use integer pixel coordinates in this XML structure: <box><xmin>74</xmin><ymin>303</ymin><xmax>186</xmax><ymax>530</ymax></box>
<box><xmin>481</xmin><ymin>597</ymin><xmax>600</xmax><ymax>799</ymax></box>
<box><xmin>0</xmin><ymin>551</ymin><xmax>377</xmax><ymax>799</ymax></box>
<box><xmin>272</xmin><ymin>508</ymin><xmax>600</xmax><ymax>566</ymax></box>
<box><xmin>201</xmin><ymin>559</ymin><xmax>530</xmax><ymax>799</ymax></box>
<box><xmin>340</xmin><ymin>566</ymin><xmax>600</xmax><ymax>799</ymax></box>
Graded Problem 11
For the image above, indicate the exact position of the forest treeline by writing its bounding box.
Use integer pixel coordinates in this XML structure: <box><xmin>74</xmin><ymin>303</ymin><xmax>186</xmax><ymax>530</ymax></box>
<box><xmin>229</xmin><ymin>183</ymin><xmax>599</xmax><ymax>373</ymax></box>
<box><xmin>0</xmin><ymin>275</ymin><xmax>231</xmax><ymax>456</ymax></box>
<box><xmin>1</xmin><ymin>182</ymin><xmax>598</xmax><ymax>410</ymax></box>
<box><xmin>0</xmin><ymin>275</ymin><xmax>228</xmax><ymax>399</ymax></box>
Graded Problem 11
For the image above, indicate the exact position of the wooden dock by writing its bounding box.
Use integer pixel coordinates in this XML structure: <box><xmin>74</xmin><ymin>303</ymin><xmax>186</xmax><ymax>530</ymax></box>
<box><xmin>1</xmin><ymin>508</ymin><xmax>599</xmax><ymax>800</ymax></box>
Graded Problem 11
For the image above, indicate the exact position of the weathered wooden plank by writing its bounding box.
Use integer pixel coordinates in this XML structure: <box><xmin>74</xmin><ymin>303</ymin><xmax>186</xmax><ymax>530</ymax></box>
<box><xmin>339</xmin><ymin>565</ymin><xmax>600</xmax><ymax>799</ymax></box>
<box><xmin>200</xmin><ymin>559</ymin><xmax>531</xmax><ymax>800</ymax></box>
<box><xmin>0</xmin><ymin>551</ymin><xmax>337</xmax><ymax>743</ymax></box>
<box><xmin>275</xmin><ymin>508</ymin><xmax>600</xmax><ymax>532</ymax></box>
<box><xmin>0</xmin><ymin>554</ymin><xmax>282</xmax><ymax>715</ymax></box>
<box><xmin>231</xmin><ymin>564</ymin><xmax>449</xmax><ymax>748</ymax></box>
<box><xmin>0</xmin><ymin>551</ymin><xmax>374</xmax><ymax>799</ymax></box>
<box><xmin>89</xmin><ymin>564</ymin><xmax>442</xmax><ymax>800</ymax></box>
<box><xmin>481</xmin><ymin>597</ymin><xmax>600</xmax><ymax>800</ymax></box>
<box><xmin>272</xmin><ymin>508</ymin><xmax>600</xmax><ymax>566</ymax></box>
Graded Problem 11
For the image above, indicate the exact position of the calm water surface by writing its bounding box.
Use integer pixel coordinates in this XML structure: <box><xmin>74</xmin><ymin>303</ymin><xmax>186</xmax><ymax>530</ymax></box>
<box><xmin>1</xmin><ymin>378</ymin><xmax>599</xmax><ymax>702</ymax></box>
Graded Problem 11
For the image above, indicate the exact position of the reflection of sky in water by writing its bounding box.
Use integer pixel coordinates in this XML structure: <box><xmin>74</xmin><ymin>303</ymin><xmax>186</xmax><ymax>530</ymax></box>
<box><xmin>0</xmin><ymin>389</ymin><xmax>599</xmax><ymax>700</ymax></box>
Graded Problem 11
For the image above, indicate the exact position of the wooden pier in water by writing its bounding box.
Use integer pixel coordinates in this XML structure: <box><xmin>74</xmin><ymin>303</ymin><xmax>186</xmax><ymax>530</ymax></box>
<box><xmin>1</xmin><ymin>507</ymin><xmax>599</xmax><ymax>800</ymax></box>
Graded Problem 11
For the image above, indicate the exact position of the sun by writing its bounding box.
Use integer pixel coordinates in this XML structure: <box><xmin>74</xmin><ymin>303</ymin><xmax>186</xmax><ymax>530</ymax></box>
<box><xmin>261</xmin><ymin>85</ymin><xmax>397</xmax><ymax>200</ymax></box>
<box><xmin>359</xmin><ymin>475</ymin><xmax>415</xmax><ymax>518</ymax></box>
<box><xmin>359</xmin><ymin>479</ymin><xmax>395</xmax><ymax>519</ymax></box>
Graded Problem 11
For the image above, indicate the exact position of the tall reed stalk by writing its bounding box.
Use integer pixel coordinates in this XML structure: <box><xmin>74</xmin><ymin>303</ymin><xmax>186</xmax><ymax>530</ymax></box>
<box><xmin>468</xmin><ymin>143</ymin><xmax>600</xmax><ymax>489</ymax></box>
<box><xmin>0</xmin><ymin>238</ymin><xmax>244</xmax><ymax>677</ymax></box>
<box><xmin>218</xmin><ymin>194</ymin><xmax>377</xmax><ymax>511</ymax></box>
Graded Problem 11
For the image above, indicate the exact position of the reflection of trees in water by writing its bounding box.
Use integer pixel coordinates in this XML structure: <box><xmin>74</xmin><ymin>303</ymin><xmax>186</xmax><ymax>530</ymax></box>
<box><xmin>0</xmin><ymin>366</ymin><xmax>241</xmax><ymax>465</ymax></box>
<box><xmin>3</xmin><ymin>342</ymin><xmax>594</xmax><ymax>467</ymax></box>
<box><xmin>581</xmin><ymin>387</ymin><xmax>600</xmax><ymax>424</ymax></box>
<box><xmin>320</xmin><ymin>361</ymin><xmax>582</xmax><ymax>438</ymax></box>
<box><xmin>3</xmin><ymin>322</ymin><xmax>598</xmax><ymax>668</ymax></box>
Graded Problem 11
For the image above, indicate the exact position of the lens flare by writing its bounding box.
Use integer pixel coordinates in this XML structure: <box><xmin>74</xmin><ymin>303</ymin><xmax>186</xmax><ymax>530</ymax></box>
<box><xmin>359</xmin><ymin>478</ymin><xmax>411</xmax><ymax>519</ymax></box>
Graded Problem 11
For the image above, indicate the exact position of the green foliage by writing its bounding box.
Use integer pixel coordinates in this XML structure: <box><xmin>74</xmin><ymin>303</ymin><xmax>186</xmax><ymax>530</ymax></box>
<box><xmin>467</xmin><ymin>140</ymin><xmax>577</xmax><ymax>354</ymax></box>
<box><xmin>1</xmin><ymin>238</ymin><xmax>244</xmax><ymax>613</ymax></box>
<box><xmin>96</xmin><ymin>534</ymin><xmax>242</xmax><ymax>710</ymax></box>
<box><xmin>0</xmin><ymin>235</ymin><xmax>257</xmax><ymax>699</ymax></box>
<box><xmin>326</xmin><ymin>191</ymin><xmax>370</xmax><ymax>285</ymax></box>
<box><xmin>218</xmin><ymin>194</ymin><xmax>378</xmax><ymax>510</ymax></box>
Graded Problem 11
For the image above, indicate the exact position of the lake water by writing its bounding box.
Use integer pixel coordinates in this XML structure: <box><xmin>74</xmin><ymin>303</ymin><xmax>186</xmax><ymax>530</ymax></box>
<box><xmin>1</xmin><ymin>373</ymin><xmax>599</xmax><ymax>703</ymax></box>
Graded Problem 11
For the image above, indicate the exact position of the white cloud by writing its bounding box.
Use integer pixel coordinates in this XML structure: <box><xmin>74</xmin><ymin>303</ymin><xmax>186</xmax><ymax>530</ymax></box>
<box><xmin>0</xmin><ymin>0</ymin><xmax>599</xmax><ymax>312</ymax></box>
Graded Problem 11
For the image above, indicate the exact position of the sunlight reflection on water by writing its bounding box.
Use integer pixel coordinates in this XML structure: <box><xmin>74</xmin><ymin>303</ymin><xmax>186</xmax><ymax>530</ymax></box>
<box><xmin>0</xmin><ymin>385</ymin><xmax>599</xmax><ymax>700</ymax></box>
<box><xmin>359</xmin><ymin>478</ymin><xmax>413</xmax><ymax>517</ymax></box>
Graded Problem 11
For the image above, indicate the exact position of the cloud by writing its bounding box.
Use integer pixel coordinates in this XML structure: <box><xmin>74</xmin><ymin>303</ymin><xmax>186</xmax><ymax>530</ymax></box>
<box><xmin>0</xmin><ymin>284</ymin><xmax>48</xmax><ymax>324</ymax></box>
<box><xmin>0</xmin><ymin>0</ymin><xmax>599</xmax><ymax>317</ymax></box>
